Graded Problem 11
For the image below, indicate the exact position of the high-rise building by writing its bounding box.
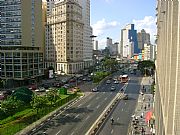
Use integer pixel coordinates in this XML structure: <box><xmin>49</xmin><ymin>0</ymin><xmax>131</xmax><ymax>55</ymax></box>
<box><xmin>144</xmin><ymin>43</ymin><xmax>151</xmax><ymax>60</ymax></box>
<box><xmin>93</xmin><ymin>40</ymin><xmax>98</xmax><ymax>50</ymax></box>
<box><xmin>106</xmin><ymin>37</ymin><xmax>113</xmax><ymax>48</ymax></box>
<box><xmin>155</xmin><ymin>1</ymin><xmax>180</xmax><ymax>134</ymax></box>
<box><xmin>0</xmin><ymin>0</ymin><xmax>44</xmax><ymax>87</ymax></box>
<box><xmin>78</xmin><ymin>0</ymin><xmax>93</xmax><ymax>68</ymax></box>
<box><xmin>137</xmin><ymin>29</ymin><xmax>150</xmax><ymax>50</ymax></box>
<box><xmin>120</xmin><ymin>24</ymin><xmax>139</xmax><ymax>58</ymax></box>
<box><xmin>45</xmin><ymin>0</ymin><xmax>84</xmax><ymax>74</ymax></box>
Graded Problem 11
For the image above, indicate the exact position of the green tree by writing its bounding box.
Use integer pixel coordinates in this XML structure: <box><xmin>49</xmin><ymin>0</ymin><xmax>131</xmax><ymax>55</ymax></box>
<box><xmin>137</xmin><ymin>60</ymin><xmax>155</xmax><ymax>76</ymax></box>
<box><xmin>31</xmin><ymin>95</ymin><xmax>48</xmax><ymax>114</ymax></box>
<box><xmin>1</xmin><ymin>96</ymin><xmax>24</xmax><ymax>116</ymax></box>
<box><xmin>46</xmin><ymin>89</ymin><xmax>59</xmax><ymax>105</ymax></box>
<box><xmin>12</xmin><ymin>87</ymin><xmax>33</xmax><ymax>103</ymax></box>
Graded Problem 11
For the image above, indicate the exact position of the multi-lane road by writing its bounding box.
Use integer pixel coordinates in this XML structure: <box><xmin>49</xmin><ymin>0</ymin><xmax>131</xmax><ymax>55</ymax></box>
<box><xmin>98</xmin><ymin>74</ymin><xmax>142</xmax><ymax>135</ymax></box>
<box><xmin>31</xmin><ymin>71</ymin><xmax>142</xmax><ymax>135</ymax></box>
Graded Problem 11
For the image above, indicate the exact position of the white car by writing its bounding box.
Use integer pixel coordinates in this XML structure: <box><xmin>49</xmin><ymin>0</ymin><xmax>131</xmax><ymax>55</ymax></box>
<box><xmin>114</xmin><ymin>80</ymin><xmax>119</xmax><ymax>84</ymax></box>
<box><xmin>92</xmin><ymin>87</ymin><xmax>98</xmax><ymax>92</ymax></box>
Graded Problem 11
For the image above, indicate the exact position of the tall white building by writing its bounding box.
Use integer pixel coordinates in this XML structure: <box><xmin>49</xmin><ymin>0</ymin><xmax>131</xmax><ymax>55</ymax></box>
<box><xmin>93</xmin><ymin>40</ymin><xmax>98</xmax><ymax>50</ymax></box>
<box><xmin>78</xmin><ymin>0</ymin><xmax>93</xmax><ymax>68</ymax></box>
<box><xmin>144</xmin><ymin>43</ymin><xmax>151</xmax><ymax>60</ymax></box>
<box><xmin>45</xmin><ymin>0</ymin><xmax>84</xmax><ymax>74</ymax></box>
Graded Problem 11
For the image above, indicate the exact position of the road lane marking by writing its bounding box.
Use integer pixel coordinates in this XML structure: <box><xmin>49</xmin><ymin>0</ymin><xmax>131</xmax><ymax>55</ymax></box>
<box><xmin>55</xmin><ymin>130</ymin><xmax>61</xmax><ymax>135</ymax></box>
<box><xmin>122</xmin><ymin>108</ymin><xmax>124</xmax><ymax>111</ymax></box>
<box><xmin>74</xmin><ymin>114</ymin><xmax>79</xmax><ymax>119</ymax></box>
<box><xmin>78</xmin><ymin>104</ymin><xmax>82</xmax><ymax>107</ymax></box>
<box><xmin>96</xmin><ymin>105</ymin><xmax>100</xmax><ymax>109</ymax></box>
<box><xmin>125</xmin><ymin>102</ymin><xmax>127</xmax><ymax>105</ymax></box>
<box><xmin>65</xmin><ymin>114</ymin><xmax>69</xmax><ymax>117</ymax></box>
<box><xmin>103</xmin><ymin>92</ymin><xmax>105</xmax><ymax>94</ymax></box>
<box><xmin>104</xmin><ymin>97</ymin><xmax>107</xmax><ymax>101</ymax></box>
<box><xmin>117</xmin><ymin>117</ymin><xmax>119</xmax><ymax>121</ymax></box>
<box><xmin>87</xmin><ymin>104</ymin><xmax>91</xmax><ymax>108</ymax></box>
<box><xmin>96</xmin><ymin>97</ymin><xmax>99</xmax><ymax>100</ymax></box>
<box><xmin>111</xmin><ymin>129</ymin><xmax>114</xmax><ymax>134</ymax></box>
<box><xmin>85</xmin><ymin>115</ymin><xmax>90</xmax><ymax>120</ymax></box>
<box><xmin>71</xmin><ymin>131</ymin><xmax>74</xmax><ymax>135</ymax></box>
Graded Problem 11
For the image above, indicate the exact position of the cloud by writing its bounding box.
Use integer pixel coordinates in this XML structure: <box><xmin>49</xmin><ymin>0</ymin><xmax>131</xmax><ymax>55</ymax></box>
<box><xmin>132</xmin><ymin>16</ymin><xmax>157</xmax><ymax>44</ymax></box>
<box><xmin>92</xmin><ymin>18</ymin><xmax>120</xmax><ymax>36</ymax></box>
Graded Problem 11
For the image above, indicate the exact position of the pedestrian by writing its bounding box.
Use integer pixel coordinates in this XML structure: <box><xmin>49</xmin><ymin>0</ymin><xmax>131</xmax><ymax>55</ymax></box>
<box><xmin>148</xmin><ymin>103</ymin><xmax>150</xmax><ymax>108</ymax></box>
<box><xmin>141</xmin><ymin>127</ymin><xmax>145</xmax><ymax>135</ymax></box>
<box><xmin>144</xmin><ymin>105</ymin><xmax>147</xmax><ymax>111</ymax></box>
<box><xmin>141</xmin><ymin>112</ymin><xmax>144</xmax><ymax>118</ymax></box>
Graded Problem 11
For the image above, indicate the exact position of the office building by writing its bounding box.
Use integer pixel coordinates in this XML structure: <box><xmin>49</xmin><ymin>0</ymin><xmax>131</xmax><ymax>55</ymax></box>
<box><xmin>120</xmin><ymin>24</ymin><xmax>139</xmax><ymax>58</ymax></box>
<box><xmin>0</xmin><ymin>0</ymin><xmax>44</xmax><ymax>87</ymax></box>
<box><xmin>94</xmin><ymin>40</ymin><xmax>98</xmax><ymax>50</ymax></box>
<box><xmin>45</xmin><ymin>0</ymin><xmax>84</xmax><ymax>74</ymax></box>
<box><xmin>78</xmin><ymin>0</ymin><xmax>93</xmax><ymax>68</ymax></box>
<box><xmin>144</xmin><ymin>43</ymin><xmax>151</xmax><ymax>60</ymax></box>
<box><xmin>155</xmin><ymin>0</ymin><xmax>180</xmax><ymax>134</ymax></box>
<box><xmin>106</xmin><ymin>37</ymin><xmax>113</xmax><ymax>48</ymax></box>
<box><xmin>137</xmin><ymin>29</ymin><xmax>150</xmax><ymax>50</ymax></box>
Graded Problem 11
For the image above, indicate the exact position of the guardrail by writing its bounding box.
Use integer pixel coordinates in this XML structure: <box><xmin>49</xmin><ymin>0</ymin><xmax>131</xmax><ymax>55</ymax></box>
<box><xmin>85</xmin><ymin>92</ymin><xmax>124</xmax><ymax>135</ymax></box>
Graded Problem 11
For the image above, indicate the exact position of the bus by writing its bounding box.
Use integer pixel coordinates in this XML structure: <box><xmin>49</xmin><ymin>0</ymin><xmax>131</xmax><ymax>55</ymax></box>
<box><xmin>121</xmin><ymin>74</ymin><xmax>129</xmax><ymax>83</ymax></box>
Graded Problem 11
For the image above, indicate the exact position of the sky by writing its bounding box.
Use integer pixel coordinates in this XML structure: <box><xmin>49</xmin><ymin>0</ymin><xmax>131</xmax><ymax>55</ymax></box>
<box><xmin>90</xmin><ymin>0</ymin><xmax>157</xmax><ymax>49</ymax></box>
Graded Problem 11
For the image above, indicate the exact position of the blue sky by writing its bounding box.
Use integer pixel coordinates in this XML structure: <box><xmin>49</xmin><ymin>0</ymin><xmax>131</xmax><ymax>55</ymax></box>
<box><xmin>90</xmin><ymin>0</ymin><xmax>157</xmax><ymax>49</ymax></box>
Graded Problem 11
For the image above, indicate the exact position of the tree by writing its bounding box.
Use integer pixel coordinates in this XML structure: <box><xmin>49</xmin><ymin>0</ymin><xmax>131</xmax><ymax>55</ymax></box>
<box><xmin>1</xmin><ymin>96</ymin><xmax>24</xmax><ymax>116</ymax></box>
<box><xmin>46</xmin><ymin>89</ymin><xmax>60</xmax><ymax>105</ymax></box>
<box><xmin>30</xmin><ymin>95</ymin><xmax>48</xmax><ymax>114</ymax></box>
<box><xmin>12</xmin><ymin>87</ymin><xmax>33</xmax><ymax>103</ymax></box>
<box><xmin>137</xmin><ymin>60</ymin><xmax>155</xmax><ymax>76</ymax></box>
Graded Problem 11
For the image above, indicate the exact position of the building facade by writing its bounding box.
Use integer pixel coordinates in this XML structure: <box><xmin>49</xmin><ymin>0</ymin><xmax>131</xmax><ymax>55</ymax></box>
<box><xmin>137</xmin><ymin>29</ymin><xmax>150</xmax><ymax>50</ymax></box>
<box><xmin>0</xmin><ymin>0</ymin><xmax>44</xmax><ymax>87</ymax></box>
<box><xmin>120</xmin><ymin>24</ymin><xmax>139</xmax><ymax>58</ymax></box>
<box><xmin>78</xmin><ymin>0</ymin><xmax>93</xmax><ymax>69</ymax></box>
<box><xmin>155</xmin><ymin>0</ymin><xmax>180</xmax><ymax>135</ymax></box>
<box><xmin>45</xmin><ymin>0</ymin><xmax>84</xmax><ymax>74</ymax></box>
<box><xmin>93</xmin><ymin>40</ymin><xmax>98</xmax><ymax>50</ymax></box>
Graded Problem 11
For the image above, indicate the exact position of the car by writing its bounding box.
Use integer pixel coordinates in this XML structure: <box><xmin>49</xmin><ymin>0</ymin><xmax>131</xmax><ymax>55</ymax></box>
<box><xmin>106</xmin><ymin>80</ymin><xmax>111</xmax><ymax>84</ymax></box>
<box><xmin>123</xmin><ymin>94</ymin><xmax>128</xmax><ymax>100</ymax></box>
<box><xmin>92</xmin><ymin>87</ymin><xmax>98</xmax><ymax>92</ymax></box>
<box><xmin>114</xmin><ymin>80</ymin><xmax>119</xmax><ymax>84</ymax></box>
<box><xmin>130</xmin><ymin>71</ymin><xmax>134</xmax><ymax>74</ymax></box>
<box><xmin>83</xmin><ymin>78</ymin><xmax>87</xmax><ymax>81</ymax></box>
<box><xmin>111</xmin><ymin>86</ymin><xmax>116</xmax><ymax>91</ymax></box>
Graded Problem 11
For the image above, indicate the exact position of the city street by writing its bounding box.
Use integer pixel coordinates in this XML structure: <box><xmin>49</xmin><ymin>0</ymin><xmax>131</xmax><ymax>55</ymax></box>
<box><xmin>98</xmin><ymin>74</ymin><xmax>142</xmax><ymax>135</ymax></box>
<box><xmin>31</xmin><ymin>71</ymin><xmax>125</xmax><ymax>135</ymax></box>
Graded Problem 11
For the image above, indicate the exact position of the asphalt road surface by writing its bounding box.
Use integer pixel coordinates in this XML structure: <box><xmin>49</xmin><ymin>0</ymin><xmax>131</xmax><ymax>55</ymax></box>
<box><xmin>31</xmin><ymin>71</ymin><xmax>125</xmax><ymax>135</ymax></box>
<box><xmin>98</xmin><ymin>73</ymin><xmax>142</xmax><ymax>135</ymax></box>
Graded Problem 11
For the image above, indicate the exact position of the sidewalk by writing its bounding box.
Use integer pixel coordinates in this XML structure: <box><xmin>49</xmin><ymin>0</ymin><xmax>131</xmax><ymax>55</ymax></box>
<box><xmin>129</xmin><ymin>76</ymin><xmax>155</xmax><ymax>135</ymax></box>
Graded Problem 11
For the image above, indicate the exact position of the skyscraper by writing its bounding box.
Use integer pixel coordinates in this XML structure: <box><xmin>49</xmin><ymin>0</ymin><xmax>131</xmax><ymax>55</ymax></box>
<box><xmin>0</xmin><ymin>0</ymin><xmax>44</xmax><ymax>87</ymax></box>
<box><xmin>156</xmin><ymin>0</ymin><xmax>180</xmax><ymax>134</ymax></box>
<box><xmin>45</xmin><ymin>0</ymin><xmax>84</xmax><ymax>74</ymax></box>
<box><xmin>78</xmin><ymin>0</ymin><xmax>93</xmax><ymax>68</ymax></box>
<box><xmin>120</xmin><ymin>24</ymin><xmax>138</xmax><ymax>58</ymax></box>
<box><xmin>93</xmin><ymin>40</ymin><xmax>98</xmax><ymax>50</ymax></box>
<box><xmin>137</xmin><ymin>29</ymin><xmax>150</xmax><ymax>50</ymax></box>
